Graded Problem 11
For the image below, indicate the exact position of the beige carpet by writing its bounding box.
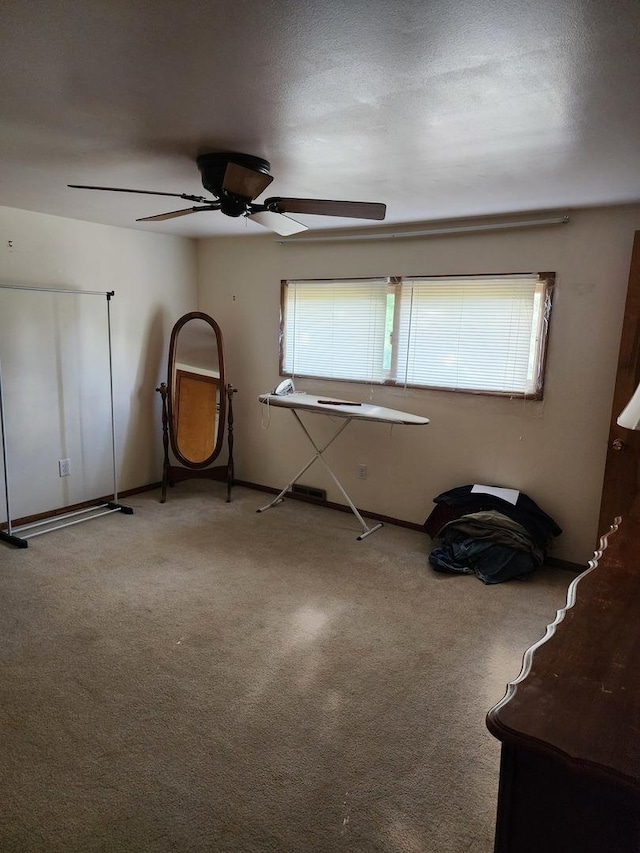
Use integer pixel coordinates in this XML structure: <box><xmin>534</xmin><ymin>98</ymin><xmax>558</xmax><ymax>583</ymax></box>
<box><xmin>1</xmin><ymin>483</ymin><xmax>572</xmax><ymax>853</ymax></box>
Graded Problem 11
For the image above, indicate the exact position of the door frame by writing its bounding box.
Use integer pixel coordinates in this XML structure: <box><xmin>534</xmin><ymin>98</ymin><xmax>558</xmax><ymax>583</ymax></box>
<box><xmin>598</xmin><ymin>231</ymin><xmax>640</xmax><ymax>536</ymax></box>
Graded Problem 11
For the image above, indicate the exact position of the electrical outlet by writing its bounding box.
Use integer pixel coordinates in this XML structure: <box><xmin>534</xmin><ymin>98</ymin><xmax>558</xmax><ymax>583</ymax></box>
<box><xmin>58</xmin><ymin>458</ymin><xmax>70</xmax><ymax>477</ymax></box>
<box><xmin>358</xmin><ymin>464</ymin><xmax>367</xmax><ymax>480</ymax></box>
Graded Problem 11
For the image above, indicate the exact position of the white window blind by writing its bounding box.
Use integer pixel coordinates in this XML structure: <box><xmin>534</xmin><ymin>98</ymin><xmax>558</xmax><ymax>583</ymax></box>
<box><xmin>281</xmin><ymin>273</ymin><xmax>552</xmax><ymax>397</ymax></box>
<box><xmin>283</xmin><ymin>279</ymin><xmax>390</xmax><ymax>382</ymax></box>
<box><xmin>395</xmin><ymin>276</ymin><xmax>545</xmax><ymax>394</ymax></box>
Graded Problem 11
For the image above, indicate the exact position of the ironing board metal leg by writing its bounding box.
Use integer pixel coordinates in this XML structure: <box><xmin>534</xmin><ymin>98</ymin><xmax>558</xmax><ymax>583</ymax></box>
<box><xmin>256</xmin><ymin>414</ymin><xmax>351</xmax><ymax>513</ymax></box>
<box><xmin>257</xmin><ymin>412</ymin><xmax>383</xmax><ymax>539</ymax></box>
<box><xmin>313</xmin><ymin>446</ymin><xmax>383</xmax><ymax>538</ymax></box>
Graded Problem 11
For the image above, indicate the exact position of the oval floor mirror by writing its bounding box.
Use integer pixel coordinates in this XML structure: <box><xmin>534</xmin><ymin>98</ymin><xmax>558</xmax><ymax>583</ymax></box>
<box><xmin>156</xmin><ymin>312</ymin><xmax>237</xmax><ymax>502</ymax></box>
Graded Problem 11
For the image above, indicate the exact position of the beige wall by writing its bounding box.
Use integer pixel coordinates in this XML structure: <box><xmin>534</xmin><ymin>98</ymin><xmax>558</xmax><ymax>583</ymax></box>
<box><xmin>0</xmin><ymin>206</ymin><xmax>196</xmax><ymax>520</ymax></box>
<box><xmin>3</xmin><ymin>203</ymin><xmax>636</xmax><ymax>562</ymax></box>
<box><xmin>197</xmin><ymin>205</ymin><xmax>640</xmax><ymax>564</ymax></box>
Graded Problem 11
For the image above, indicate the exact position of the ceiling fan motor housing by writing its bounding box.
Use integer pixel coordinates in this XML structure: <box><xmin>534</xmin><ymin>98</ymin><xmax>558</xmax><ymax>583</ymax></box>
<box><xmin>196</xmin><ymin>152</ymin><xmax>271</xmax><ymax>197</ymax></box>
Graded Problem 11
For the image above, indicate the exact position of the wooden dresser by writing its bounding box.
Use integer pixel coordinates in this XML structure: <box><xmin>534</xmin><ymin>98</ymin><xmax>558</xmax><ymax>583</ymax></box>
<box><xmin>486</xmin><ymin>514</ymin><xmax>640</xmax><ymax>852</ymax></box>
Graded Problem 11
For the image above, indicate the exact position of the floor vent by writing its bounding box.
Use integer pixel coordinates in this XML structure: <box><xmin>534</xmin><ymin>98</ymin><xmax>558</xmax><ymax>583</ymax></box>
<box><xmin>291</xmin><ymin>484</ymin><xmax>327</xmax><ymax>501</ymax></box>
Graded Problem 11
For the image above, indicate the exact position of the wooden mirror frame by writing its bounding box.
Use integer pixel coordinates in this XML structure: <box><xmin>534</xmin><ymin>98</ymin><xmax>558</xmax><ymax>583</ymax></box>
<box><xmin>156</xmin><ymin>311</ymin><xmax>237</xmax><ymax>502</ymax></box>
<box><xmin>168</xmin><ymin>311</ymin><xmax>226</xmax><ymax>468</ymax></box>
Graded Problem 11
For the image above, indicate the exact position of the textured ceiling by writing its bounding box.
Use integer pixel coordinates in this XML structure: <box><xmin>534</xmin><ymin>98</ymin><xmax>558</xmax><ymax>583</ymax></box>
<box><xmin>2</xmin><ymin>0</ymin><xmax>640</xmax><ymax>238</ymax></box>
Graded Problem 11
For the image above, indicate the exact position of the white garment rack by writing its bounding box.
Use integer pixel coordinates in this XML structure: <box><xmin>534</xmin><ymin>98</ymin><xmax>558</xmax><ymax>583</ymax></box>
<box><xmin>0</xmin><ymin>284</ymin><xmax>132</xmax><ymax>548</ymax></box>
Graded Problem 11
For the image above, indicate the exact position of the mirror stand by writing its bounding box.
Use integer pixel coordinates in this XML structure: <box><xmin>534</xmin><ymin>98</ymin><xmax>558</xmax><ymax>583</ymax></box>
<box><xmin>156</xmin><ymin>381</ymin><xmax>237</xmax><ymax>502</ymax></box>
<box><xmin>156</xmin><ymin>310</ymin><xmax>237</xmax><ymax>504</ymax></box>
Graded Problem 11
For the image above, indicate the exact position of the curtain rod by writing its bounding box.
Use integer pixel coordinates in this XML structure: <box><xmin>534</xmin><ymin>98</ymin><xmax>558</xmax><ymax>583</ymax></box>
<box><xmin>277</xmin><ymin>214</ymin><xmax>570</xmax><ymax>244</ymax></box>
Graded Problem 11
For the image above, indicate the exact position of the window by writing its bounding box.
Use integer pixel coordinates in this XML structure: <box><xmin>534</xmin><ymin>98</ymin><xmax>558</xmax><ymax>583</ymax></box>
<box><xmin>280</xmin><ymin>273</ymin><xmax>553</xmax><ymax>397</ymax></box>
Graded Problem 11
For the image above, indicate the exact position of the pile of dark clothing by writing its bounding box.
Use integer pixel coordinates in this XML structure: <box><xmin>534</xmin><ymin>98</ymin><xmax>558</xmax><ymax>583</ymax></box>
<box><xmin>424</xmin><ymin>484</ymin><xmax>562</xmax><ymax>584</ymax></box>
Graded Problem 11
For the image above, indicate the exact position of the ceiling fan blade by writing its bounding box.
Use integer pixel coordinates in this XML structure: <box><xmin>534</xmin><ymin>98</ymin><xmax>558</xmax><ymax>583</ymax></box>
<box><xmin>68</xmin><ymin>184</ymin><xmax>209</xmax><ymax>203</ymax></box>
<box><xmin>137</xmin><ymin>205</ymin><xmax>219</xmax><ymax>222</ymax></box>
<box><xmin>266</xmin><ymin>197</ymin><xmax>386</xmax><ymax>220</ymax></box>
<box><xmin>248</xmin><ymin>210</ymin><xmax>308</xmax><ymax>236</ymax></box>
<box><xmin>222</xmin><ymin>162</ymin><xmax>273</xmax><ymax>200</ymax></box>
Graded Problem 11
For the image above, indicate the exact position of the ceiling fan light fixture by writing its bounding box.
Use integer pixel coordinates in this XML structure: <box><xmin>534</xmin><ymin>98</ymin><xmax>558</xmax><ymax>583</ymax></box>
<box><xmin>219</xmin><ymin>193</ymin><xmax>250</xmax><ymax>218</ymax></box>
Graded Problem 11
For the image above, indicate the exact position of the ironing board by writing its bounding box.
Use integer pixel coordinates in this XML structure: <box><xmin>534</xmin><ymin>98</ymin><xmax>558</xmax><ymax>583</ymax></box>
<box><xmin>257</xmin><ymin>392</ymin><xmax>429</xmax><ymax>539</ymax></box>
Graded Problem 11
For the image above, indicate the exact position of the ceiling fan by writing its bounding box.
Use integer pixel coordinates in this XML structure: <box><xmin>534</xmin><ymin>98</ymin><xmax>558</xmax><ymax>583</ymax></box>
<box><xmin>68</xmin><ymin>152</ymin><xmax>386</xmax><ymax>236</ymax></box>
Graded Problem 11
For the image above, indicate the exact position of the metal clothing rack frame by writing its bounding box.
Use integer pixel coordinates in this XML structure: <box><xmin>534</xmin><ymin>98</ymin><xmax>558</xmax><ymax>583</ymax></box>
<box><xmin>0</xmin><ymin>284</ymin><xmax>133</xmax><ymax>548</ymax></box>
